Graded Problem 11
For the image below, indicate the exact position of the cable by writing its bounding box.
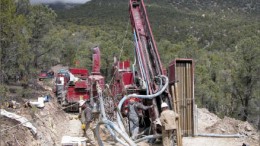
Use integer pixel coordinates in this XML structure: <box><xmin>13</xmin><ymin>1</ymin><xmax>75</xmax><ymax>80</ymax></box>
<box><xmin>116</xmin><ymin>75</ymin><xmax>168</xmax><ymax>132</ymax></box>
<box><xmin>95</xmin><ymin>76</ymin><xmax>169</xmax><ymax>146</ymax></box>
<box><xmin>95</xmin><ymin>82</ymin><xmax>135</xmax><ymax>146</ymax></box>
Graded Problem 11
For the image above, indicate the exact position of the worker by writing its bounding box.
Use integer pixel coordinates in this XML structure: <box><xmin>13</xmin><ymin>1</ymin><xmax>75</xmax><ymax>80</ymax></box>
<box><xmin>56</xmin><ymin>74</ymin><xmax>64</xmax><ymax>100</ymax></box>
<box><xmin>160</xmin><ymin>102</ymin><xmax>179</xmax><ymax>146</ymax></box>
<box><xmin>79</xmin><ymin>99</ymin><xmax>96</xmax><ymax>145</ymax></box>
<box><xmin>128</xmin><ymin>98</ymin><xmax>153</xmax><ymax>140</ymax></box>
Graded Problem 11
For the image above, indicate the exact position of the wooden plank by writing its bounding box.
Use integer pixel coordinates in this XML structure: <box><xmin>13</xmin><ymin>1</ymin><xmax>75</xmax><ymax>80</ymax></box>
<box><xmin>183</xmin><ymin>63</ymin><xmax>187</xmax><ymax>136</ymax></box>
<box><xmin>187</xmin><ymin>63</ymin><xmax>190</xmax><ymax>136</ymax></box>
<box><xmin>171</xmin><ymin>85</ymin><xmax>177</xmax><ymax>112</ymax></box>
<box><xmin>174</xmin><ymin>82</ymin><xmax>180</xmax><ymax>113</ymax></box>
<box><xmin>174</xmin><ymin>82</ymin><xmax>183</xmax><ymax>146</ymax></box>
<box><xmin>186</xmin><ymin>63</ymin><xmax>189</xmax><ymax>136</ymax></box>
<box><xmin>188</xmin><ymin>63</ymin><xmax>191</xmax><ymax>136</ymax></box>
<box><xmin>189</xmin><ymin>62</ymin><xmax>194</xmax><ymax>136</ymax></box>
<box><xmin>172</xmin><ymin>60</ymin><xmax>194</xmax><ymax>137</ymax></box>
<box><xmin>181</xmin><ymin>63</ymin><xmax>184</xmax><ymax>135</ymax></box>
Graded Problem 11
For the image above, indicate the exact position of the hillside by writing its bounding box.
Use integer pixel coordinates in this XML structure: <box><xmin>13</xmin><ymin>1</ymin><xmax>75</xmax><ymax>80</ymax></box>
<box><xmin>1</xmin><ymin>0</ymin><xmax>259</xmax><ymax>142</ymax></box>
<box><xmin>56</xmin><ymin>0</ymin><xmax>258</xmax><ymax>47</ymax></box>
<box><xmin>53</xmin><ymin>0</ymin><xmax>260</xmax><ymax>128</ymax></box>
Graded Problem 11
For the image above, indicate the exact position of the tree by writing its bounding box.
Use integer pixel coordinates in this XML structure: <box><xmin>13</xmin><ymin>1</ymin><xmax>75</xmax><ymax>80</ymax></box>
<box><xmin>232</xmin><ymin>36</ymin><xmax>260</xmax><ymax>121</ymax></box>
<box><xmin>27</xmin><ymin>4</ymin><xmax>56</xmax><ymax>68</ymax></box>
<box><xmin>0</xmin><ymin>0</ymin><xmax>31</xmax><ymax>82</ymax></box>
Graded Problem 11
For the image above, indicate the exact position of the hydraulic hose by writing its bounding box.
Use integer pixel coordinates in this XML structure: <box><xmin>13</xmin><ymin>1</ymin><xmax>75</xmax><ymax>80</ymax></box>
<box><xmin>95</xmin><ymin>75</ymin><xmax>169</xmax><ymax>146</ymax></box>
<box><xmin>95</xmin><ymin>120</ymin><xmax>136</xmax><ymax>146</ymax></box>
<box><xmin>116</xmin><ymin>75</ymin><xmax>169</xmax><ymax>132</ymax></box>
<box><xmin>134</xmin><ymin>134</ymin><xmax>162</xmax><ymax>143</ymax></box>
<box><xmin>97</xmin><ymin>84</ymin><xmax>134</xmax><ymax>146</ymax></box>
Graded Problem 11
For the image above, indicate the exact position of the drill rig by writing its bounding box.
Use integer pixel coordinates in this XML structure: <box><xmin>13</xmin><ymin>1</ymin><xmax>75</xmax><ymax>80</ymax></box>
<box><xmin>109</xmin><ymin>0</ymin><xmax>175</xmax><ymax>143</ymax></box>
<box><xmin>97</xmin><ymin>0</ymin><xmax>194</xmax><ymax>146</ymax></box>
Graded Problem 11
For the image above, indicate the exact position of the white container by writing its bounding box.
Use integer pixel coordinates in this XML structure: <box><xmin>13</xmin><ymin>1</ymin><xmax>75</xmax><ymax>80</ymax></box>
<box><xmin>61</xmin><ymin>136</ymin><xmax>87</xmax><ymax>146</ymax></box>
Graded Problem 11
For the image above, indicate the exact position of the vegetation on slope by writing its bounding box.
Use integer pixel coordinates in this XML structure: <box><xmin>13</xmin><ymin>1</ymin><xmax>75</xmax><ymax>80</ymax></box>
<box><xmin>0</xmin><ymin>0</ymin><xmax>259</xmax><ymax>129</ymax></box>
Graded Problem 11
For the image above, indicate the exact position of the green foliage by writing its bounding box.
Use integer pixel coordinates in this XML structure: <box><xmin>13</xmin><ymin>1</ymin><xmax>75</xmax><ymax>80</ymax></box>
<box><xmin>1</xmin><ymin>0</ymin><xmax>259</xmax><ymax>126</ymax></box>
<box><xmin>17</xmin><ymin>88</ymin><xmax>34</xmax><ymax>99</ymax></box>
<box><xmin>231</xmin><ymin>36</ymin><xmax>260</xmax><ymax>121</ymax></box>
<box><xmin>0</xmin><ymin>0</ymin><xmax>31</xmax><ymax>81</ymax></box>
<box><xmin>0</xmin><ymin>0</ymin><xmax>57</xmax><ymax>82</ymax></box>
<box><xmin>0</xmin><ymin>85</ymin><xmax>9</xmax><ymax>98</ymax></box>
<box><xmin>28</xmin><ymin>4</ymin><xmax>57</xmax><ymax>69</ymax></box>
<box><xmin>52</xmin><ymin>0</ymin><xmax>260</xmax><ymax>125</ymax></box>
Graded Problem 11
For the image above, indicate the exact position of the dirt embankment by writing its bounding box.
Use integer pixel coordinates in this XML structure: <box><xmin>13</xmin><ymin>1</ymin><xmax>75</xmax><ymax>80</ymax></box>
<box><xmin>0</xmin><ymin>65</ymin><xmax>70</xmax><ymax>146</ymax></box>
<box><xmin>190</xmin><ymin>108</ymin><xmax>260</xmax><ymax>146</ymax></box>
<box><xmin>0</xmin><ymin>81</ymin><xmax>69</xmax><ymax>146</ymax></box>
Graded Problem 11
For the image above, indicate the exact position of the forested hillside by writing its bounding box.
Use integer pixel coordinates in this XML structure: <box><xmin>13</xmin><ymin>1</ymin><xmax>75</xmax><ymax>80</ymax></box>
<box><xmin>0</xmin><ymin>0</ymin><xmax>259</xmax><ymax>129</ymax></box>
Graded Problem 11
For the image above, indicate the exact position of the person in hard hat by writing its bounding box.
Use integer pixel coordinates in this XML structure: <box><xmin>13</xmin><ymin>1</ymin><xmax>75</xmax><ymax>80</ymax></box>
<box><xmin>128</xmin><ymin>98</ymin><xmax>153</xmax><ymax>140</ymax></box>
<box><xmin>160</xmin><ymin>102</ymin><xmax>179</xmax><ymax>146</ymax></box>
<box><xmin>79</xmin><ymin>100</ymin><xmax>87</xmax><ymax>134</ymax></box>
<box><xmin>79</xmin><ymin>99</ymin><xmax>96</xmax><ymax>145</ymax></box>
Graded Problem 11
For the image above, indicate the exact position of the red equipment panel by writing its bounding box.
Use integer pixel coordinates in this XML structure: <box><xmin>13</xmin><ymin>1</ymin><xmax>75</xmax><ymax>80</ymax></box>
<box><xmin>74</xmin><ymin>81</ymin><xmax>88</xmax><ymax>89</ymax></box>
<box><xmin>66</xmin><ymin>86</ymin><xmax>89</xmax><ymax>102</ymax></box>
<box><xmin>69</xmin><ymin>68</ymin><xmax>88</xmax><ymax>79</ymax></box>
<box><xmin>118</xmin><ymin>60</ymin><xmax>131</xmax><ymax>70</ymax></box>
<box><xmin>122</xmin><ymin>72</ymin><xmax>134</xmax><ymax>86</ymax></box>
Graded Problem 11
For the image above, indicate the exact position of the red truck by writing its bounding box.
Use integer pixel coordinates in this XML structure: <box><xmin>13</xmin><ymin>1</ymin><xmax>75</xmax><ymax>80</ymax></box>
<box><xmin>62</xmin><ymin>68</ymin><xmax>89</xmax><ymax>111</ymax></box>
<box><xmin>38</xmin><ymin>70</ymin><xmax>54</xmax><ymax>81</ymax></box>
<box><xmin>61</xmin><ymin>47</ymin><xmax>105</xmax><ymax>112</ymax></box>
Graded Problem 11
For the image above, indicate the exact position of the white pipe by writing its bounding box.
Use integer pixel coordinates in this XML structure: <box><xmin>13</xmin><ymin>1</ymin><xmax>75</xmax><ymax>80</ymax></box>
<box><xmin>197</xmin><ymin>133</ymin><xmax>243</xmax><ymax>138</ymax></box>
<box><xmin>95</xmin><ymin>120</ymin><xmax>136</xmax><ymax>146</ymax></box>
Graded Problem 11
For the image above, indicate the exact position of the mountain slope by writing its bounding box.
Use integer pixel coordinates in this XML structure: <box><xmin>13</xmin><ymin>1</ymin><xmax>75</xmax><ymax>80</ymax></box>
<box><xmin>51</xmin><ymin>0</ymin><xmax>260</xmax><ymax>128</ymax></box>
<box><xmin>55</xmin><ymin>0</ymin><xmax>258</xmax><ymax>50</ymax></box>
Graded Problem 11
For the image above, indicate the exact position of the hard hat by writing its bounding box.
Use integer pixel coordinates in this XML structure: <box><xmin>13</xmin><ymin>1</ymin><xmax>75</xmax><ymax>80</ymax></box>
<box><xmin>161</xmin><ymin>102</ymin><xmax>168</xmax><ymax>108</ymax></box>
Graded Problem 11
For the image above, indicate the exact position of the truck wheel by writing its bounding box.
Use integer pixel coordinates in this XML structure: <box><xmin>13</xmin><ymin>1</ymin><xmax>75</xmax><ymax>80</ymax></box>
<box><xmin>63</xmin><ymin>100</ymin><xmax>69</xmax><ymax>112</ymax></box>
<box><xmin>57</xmin><ymin>98</ymin><xmax>61</xmax><ymax>104</ymax></box>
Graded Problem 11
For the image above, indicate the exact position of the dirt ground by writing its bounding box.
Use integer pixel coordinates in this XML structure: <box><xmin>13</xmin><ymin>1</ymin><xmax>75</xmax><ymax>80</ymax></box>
<box><xmin>0</xmin><ymin>65</ymin><xmax>259</xmax><ymax>146</ymax></box>
<box><xmin>136</xmin><ymin>107</ymin><xmax>260</xmax><ymax>146</ymax></box>
<box><xmin>196</xmin><ymin>108</ymin><xmax>259</xmax><ymax>146</ymax></box>
<box><xmin>183</xmin><ymin>137</ymin><xmax>249</xmax><ymax>146</ymax></box>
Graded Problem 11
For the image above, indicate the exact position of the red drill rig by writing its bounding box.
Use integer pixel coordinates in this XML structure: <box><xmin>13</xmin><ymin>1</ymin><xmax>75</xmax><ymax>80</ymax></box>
<box><xmin>110</xmin><ymin>0</ymin><xmax>174</xmax><ymax>140</ymax></box>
